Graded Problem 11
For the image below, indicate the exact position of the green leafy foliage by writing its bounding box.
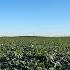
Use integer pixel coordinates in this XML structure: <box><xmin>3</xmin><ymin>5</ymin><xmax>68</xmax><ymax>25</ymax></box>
<box><xmin>0</xmin><ymin>37</ymin><xmax>70</xmax><ymax>70</ymax></box>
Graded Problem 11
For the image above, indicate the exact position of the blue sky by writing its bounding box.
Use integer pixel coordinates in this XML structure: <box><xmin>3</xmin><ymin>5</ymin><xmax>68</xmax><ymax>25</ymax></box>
<box><xmin>0</xmin><ymin>0</ymin><xmax>70</xmax><ymax>36</ymax></box>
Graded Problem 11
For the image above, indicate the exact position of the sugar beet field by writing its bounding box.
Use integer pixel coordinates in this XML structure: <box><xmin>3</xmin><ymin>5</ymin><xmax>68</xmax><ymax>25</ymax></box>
<box><xmin>0</xmin><ymin>36</ymin><xmax>70</xmax><ymax>70</ymax></box>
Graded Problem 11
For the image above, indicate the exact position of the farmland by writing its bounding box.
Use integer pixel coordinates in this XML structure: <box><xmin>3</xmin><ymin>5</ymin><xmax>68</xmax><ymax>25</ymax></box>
<box><xmin>0</xmin><ymin>36</ymin><xmax>70</xmax><ymax>70</ymax></box>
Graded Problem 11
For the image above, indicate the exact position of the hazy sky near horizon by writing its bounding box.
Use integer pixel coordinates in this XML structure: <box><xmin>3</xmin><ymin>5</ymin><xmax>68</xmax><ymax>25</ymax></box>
<box><xmin>0</xmin><ymin>0</ymin><xmax>70</xmax><ymax>36</ymax></box>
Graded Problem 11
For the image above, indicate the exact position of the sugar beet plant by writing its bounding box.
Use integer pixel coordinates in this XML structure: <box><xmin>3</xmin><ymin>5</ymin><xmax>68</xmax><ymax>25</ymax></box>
<box><xmin>0</xmin><ymin>37</ymin><xmax>70</xmax><ymax>70</ymax></box>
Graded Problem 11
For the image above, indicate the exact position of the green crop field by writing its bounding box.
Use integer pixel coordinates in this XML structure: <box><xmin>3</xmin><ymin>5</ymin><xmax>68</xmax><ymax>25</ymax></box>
<box><xmin>0</xmin><ymin>36</ymin><xmax>70</xmax><ymax>70</ymax></box>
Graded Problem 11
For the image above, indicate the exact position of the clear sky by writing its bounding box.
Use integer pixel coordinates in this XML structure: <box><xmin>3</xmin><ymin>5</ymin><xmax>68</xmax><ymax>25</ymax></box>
<box><xmin>0</xmin><ymin>0</ymin><xmax>70</xmax><ymax>36</ymax></box>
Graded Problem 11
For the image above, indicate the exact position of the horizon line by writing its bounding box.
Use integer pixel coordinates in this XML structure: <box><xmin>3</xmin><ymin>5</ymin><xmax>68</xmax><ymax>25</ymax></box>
<box><xmin>0</xmin><ymin>35</ymin><xmax>70</xmax><ymax>37</ymax></box>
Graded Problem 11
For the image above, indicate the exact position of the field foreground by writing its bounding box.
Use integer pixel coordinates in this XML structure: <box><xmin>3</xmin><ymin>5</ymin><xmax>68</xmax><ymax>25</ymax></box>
<box><xmin>0</xmin><ymin>36</ymin><xmax>70</xmax><ymax>70</ymax></box>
